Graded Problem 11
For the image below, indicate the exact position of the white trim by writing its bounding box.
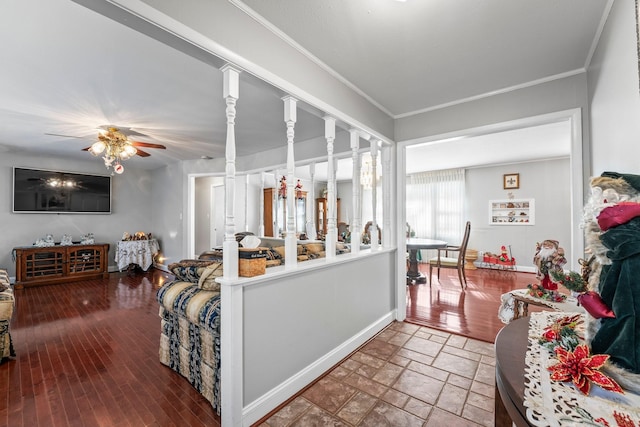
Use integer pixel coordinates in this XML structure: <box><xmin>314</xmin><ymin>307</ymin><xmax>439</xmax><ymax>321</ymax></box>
<box><xmin>240</xmin><ymin>311</ymin><xmax>395</xmax><ymax>426</ymax></box>
<box><xmin>394</xmin><ymin>69</ymin><xmax>585</xmax><ymax>119</ymax></box>
<box><xmin>395</xmin><ymin>145</ymin><xmax>408</xmax><ymax>322</ymax></box>
<box><xmin>187</xmin><ymin>175</ymin><xmax>196</xmax><ymax>259</ymax></box>
<box><xmin>221</xmin><ymin>280</ymin><xmax>244</xmax><ymax>427</ymax></box>
<box><xmin>584</xmin><ymin>0</ymin><xmax>615</xmax><ymax>69</ymax></box>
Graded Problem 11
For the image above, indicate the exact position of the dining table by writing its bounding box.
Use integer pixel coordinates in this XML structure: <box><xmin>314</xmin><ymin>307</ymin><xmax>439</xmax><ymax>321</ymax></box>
<box><xmin>406</xmin><ymin>238</ymin><xmax>447</xmax><ymax>284</ymax></box>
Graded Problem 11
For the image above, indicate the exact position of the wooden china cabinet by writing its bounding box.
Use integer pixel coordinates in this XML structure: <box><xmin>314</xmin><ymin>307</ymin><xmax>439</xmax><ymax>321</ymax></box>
<box><xmin>263</xmin><ymin>188</ymin><xmax>307</xmax><ymax>237</ymax></box>
<box><xmin>315</xmin><ymin>197</ymin><xmax>340</xmax><ymax>236</ymax></box>
<box><xmin>13</xmin><ymin>243</ymin><xmax>110</xmax><ymax>288</ymax></box>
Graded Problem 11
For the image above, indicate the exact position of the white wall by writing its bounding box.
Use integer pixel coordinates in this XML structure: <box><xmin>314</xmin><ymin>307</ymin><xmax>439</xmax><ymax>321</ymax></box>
<box><xmin>466</xmin><ymin>158</ymin><xmax>571</xmax><ymax>269</ymax></box>
<box><xmin>588</xmin><ymin>0</ymin><xmax>640</xmax><ymax>174</ymax></box>
<box><xmin>1</xmin><ymin>152</ymin><xmax>154</xmax><ymax>276</ymax></box>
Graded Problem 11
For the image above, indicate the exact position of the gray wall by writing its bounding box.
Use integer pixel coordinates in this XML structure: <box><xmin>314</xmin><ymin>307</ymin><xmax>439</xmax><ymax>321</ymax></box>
<box><xmin>1</xmin><ymin>152</ymin><xmax>155</xmax><ymax>276</ymax></box>
<box><xmin>243</xmin><ymin>250</ymin><xmax>395</xmax><ymax>404</ymax></box>
<box><xmin>588</xmin><ymin>0</ymin><xmax>640</xmax><ymax>174</ymax></box>
<box><xmin>395</xmin><ymin>73</ymin><xmax>591</xmax><ymax>189</ymax></box>
<box><xmin>151</xmin><ymin>163</ymin><xmax>185</xmax><ymax>268</ymax></box>
<box><xmin>466</xmin><ymin>158</ymin><xmax>571</xmax><ymax>269</ymax></box>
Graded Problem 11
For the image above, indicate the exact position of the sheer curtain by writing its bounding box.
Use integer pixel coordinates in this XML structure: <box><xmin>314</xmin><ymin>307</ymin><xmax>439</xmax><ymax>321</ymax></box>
<box><xmin>406</xmin><ymin>168</ymin><xmax>465</xmax><ymax>260</ymax></box>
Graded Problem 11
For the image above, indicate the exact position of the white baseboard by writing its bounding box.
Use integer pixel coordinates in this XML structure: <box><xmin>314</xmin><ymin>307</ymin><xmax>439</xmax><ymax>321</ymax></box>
<box><xmin>473</xmin><ymin>262</ymin><xmax>536</xmax><ymax>274</ymax></box>
<box><xmin>241</xmin><ymin>310</ymin><xmax>396</xmax><ymax>426</ymax></box>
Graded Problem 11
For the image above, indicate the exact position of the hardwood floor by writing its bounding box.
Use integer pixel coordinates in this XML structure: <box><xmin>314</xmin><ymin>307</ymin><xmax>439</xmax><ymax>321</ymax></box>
<box><xmin>1</xmin><ymin>270</ymin><xmax>221</xmax><ymax>427</ymax></box>
<box><xmin>406</xmin><ymin>265</ymin><xmax>540</xmax><ymax>343</ymax></box>
<box><xmin>1</xmin><ymin>265</ymin><xmax>538</xmax><ymax>426</ymax></box>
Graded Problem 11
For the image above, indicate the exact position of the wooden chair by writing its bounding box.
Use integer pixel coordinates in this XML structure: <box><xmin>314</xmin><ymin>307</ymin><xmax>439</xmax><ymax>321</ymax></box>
<box><xmin>363</xmin><ymin>221</ymin><xmax>381</xmax><ymax>244</ymax></box>
<box><xmin>428</xmin><ymin>221</ymin><xmax>471</xmax><ymax>290</ymax></box>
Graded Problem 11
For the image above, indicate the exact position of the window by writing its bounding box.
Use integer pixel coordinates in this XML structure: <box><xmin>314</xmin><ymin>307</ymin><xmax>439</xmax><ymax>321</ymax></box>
<box><xmin>406</xmin><ymin>169</ymin><xmax>465</xmax><ymax>256</ymax></box>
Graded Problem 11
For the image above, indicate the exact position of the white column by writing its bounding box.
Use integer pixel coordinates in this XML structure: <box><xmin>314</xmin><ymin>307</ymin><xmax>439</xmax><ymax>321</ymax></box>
<box><xmin>370</xmin><ymin>139</ymin><xmax>379</xmax><ymax>251</ymax></box>
<box><xmin>221</xmin><ymin>64</ymin><xmax>239</xmax><ymax>278</ymax></box>
<box><xmin>219</xmin><ymin>63</ymin><xmax>241</xmax><ymax>427</ymax></box>
<box><xmin>324</xmin><ymin>116</ymin><xmax>337</xmax><ymax>259</ymax></box>
<box><xmin>259</xmin><ymin>172</ymin><xmax>265</xmax><ymax>237</ymax></box>
<box><xmin>244</xmin><ymin>174</ymin><xmax>249</xmax><ymax>232</ymax></box>
<box><xmin>382</xmin><ymin>145</ymin><xmax>391</xmax><ymax>248</ymax></box>
<box><xmin>283</xmin><ymin>96</ymin><xmax>298</xmax><ymax>269</ymax></box>
<box><xmin>349</xmin><ymin>129</ymin><xmax>361</xmax><ymax>255</ymax></box>
<box><xmin>273</xmin><ymin>169</ymin><xmax>280</xmax><ymax>237</ymax></box>
<box><xmin>309</xmin><ymin>162</ymin><xmax>316</xmax><ymax>239</ymax></box>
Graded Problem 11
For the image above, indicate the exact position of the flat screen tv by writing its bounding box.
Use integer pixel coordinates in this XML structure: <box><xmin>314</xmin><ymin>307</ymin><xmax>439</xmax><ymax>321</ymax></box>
<box><xmin>13</xmin><ymin>167</ymin><xmax>112</xmax><ymax>214</ymax></box>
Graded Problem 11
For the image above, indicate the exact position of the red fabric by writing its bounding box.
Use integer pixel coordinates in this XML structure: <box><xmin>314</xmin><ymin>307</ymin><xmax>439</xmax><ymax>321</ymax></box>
<box><xmin>541</xmin><ymin>275</ymin><xmax>557</xmax><ymax>290</ymax></box>
<box><xmin>578</xmin><ymin>291</ymin><xmax>616</xmax><ymax>319</ymax></box>
<box><xmin>597</xmin><ymin>202</ymin><xmax>640</xmax><ymax>231</ymax></box>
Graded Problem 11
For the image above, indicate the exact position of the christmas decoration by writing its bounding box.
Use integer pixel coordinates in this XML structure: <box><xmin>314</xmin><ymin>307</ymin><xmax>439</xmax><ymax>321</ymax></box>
<box><xmin>548</xmin><ymin>344</ymin><xmax>623</xmax><ymax>396</ymax></box>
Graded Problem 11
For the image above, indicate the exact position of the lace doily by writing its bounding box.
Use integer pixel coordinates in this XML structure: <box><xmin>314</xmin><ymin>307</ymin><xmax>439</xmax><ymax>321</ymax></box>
<box><xmin>498</xmin><ymin>290</ymin><xmax>583</xmax><ymax>324</ymax></box>
<box><xmin>523</xmin><ymin>312</ymin><xmax>640</xmax><ymax>426</ymax></box>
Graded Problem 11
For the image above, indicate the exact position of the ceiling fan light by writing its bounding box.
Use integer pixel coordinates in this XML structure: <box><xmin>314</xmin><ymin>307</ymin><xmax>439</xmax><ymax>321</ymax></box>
<box><xmin>124</xmin><ymin>144</ymin><xmax>137</xmax><ymax>157</ymax></box>
<box><xmin>89</xmin><ymin>140</ymin><xmax>106</xmax><ymax>156</ymax></box>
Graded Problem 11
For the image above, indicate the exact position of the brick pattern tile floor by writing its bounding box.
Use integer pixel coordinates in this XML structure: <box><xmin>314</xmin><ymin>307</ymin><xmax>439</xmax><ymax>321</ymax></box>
<box><xmin>258</xmin><ymin>321</ymin><xmax>496</xmax><ymax>427</ymax></box>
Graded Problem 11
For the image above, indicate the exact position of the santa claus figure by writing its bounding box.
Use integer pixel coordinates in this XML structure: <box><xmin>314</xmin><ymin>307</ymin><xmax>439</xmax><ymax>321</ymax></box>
<box><xmin>533</xmin><ymin>239</ymin><xmax>566</xmax><ymax>291</ymax></box>
<box><xmin>580</xmin><ymin>171</ymin><xmax>640</xmax><ymax>392</ymax></box>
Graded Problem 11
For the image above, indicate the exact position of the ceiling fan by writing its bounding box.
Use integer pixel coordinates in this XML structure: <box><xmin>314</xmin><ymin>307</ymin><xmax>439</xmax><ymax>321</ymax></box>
<box><xmin>46</xmin><ymin>126</ymin><xmax>166</xmax><ymax>174</ymax></box>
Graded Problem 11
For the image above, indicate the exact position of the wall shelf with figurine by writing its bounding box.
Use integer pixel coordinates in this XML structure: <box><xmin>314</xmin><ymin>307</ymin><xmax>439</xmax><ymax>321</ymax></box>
<box><xmin>489</xmin><ymin>198</ymin><xmax>535</xmax><ymax>225</ymax></box>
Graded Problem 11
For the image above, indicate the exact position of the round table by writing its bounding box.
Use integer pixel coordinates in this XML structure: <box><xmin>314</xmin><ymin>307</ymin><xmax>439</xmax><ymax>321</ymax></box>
<box><xmin>494</xmin><ymin>317</ymin><xmax>531</xmax><ymax>426</ymax></box>
<box><xmin>406</xmin><ymin>238</ymin><xmax>447</xmax><ymax>284</ymax></box>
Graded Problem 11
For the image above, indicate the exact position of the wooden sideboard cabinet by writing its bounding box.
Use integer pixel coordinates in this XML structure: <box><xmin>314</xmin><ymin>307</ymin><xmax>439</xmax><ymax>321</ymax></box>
<box><xmin>14</xmin><ymin>243</ymin><xmax>110</xmax><ymax>288</ymax></box>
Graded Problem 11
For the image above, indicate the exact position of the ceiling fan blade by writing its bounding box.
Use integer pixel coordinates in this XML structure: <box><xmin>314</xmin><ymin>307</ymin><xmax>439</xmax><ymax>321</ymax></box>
<box><xmin>135</xmin><ymin>148</ymin><xmax>151</xmax><ymax>157</ymax></box>
<box><xmin>130</xmin><ymin>141</ymin><xmax>166</xmax><ymax>149</ymax></box>
<box><xmin>45</xmin><ymin>133</ymin><xmax>87</xmax><ymax>139</ymax></box>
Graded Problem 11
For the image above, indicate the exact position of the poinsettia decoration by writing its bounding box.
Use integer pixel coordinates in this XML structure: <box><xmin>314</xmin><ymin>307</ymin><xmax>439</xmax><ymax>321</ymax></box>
<box><xmin>548</xmin><ymin>344</ymin><xmax>623</xmax><ymax>395</ymax></box>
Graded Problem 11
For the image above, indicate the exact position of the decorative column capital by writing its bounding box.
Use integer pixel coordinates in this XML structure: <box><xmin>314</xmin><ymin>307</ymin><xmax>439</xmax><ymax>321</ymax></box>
<box><xmin>324</xmin><ymin>116</ymin><xmax>336</xmax><ymax>140</ymax></box>
<box><xmin>221</xmin><ymin>64</ymin><xmax>241</xmax><ymax>99</ymax></box>
<box><xmin>282</xmin><ymin>96</ymin><xmax>298</xmax><ymax>123</ymax></box>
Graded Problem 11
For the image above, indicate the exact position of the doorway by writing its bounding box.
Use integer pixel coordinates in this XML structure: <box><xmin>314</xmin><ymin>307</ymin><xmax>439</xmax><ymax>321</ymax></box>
<box><xmin>396</xmin><ymin>108</ymin><xmax>585</xmax><ymax>323</ymax></box>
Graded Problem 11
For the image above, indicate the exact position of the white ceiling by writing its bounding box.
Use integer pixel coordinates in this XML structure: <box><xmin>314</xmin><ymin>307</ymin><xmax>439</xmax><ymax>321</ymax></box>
<box><xmin>240</xmin><ymin>0</ymin><xmax>607</xmax><ymax>117</ymax></box>
<box><xmin>405</xmin><ymin>120</ymin><xmax>571</xmax><ymax>173</ymax></box>
<box><xmin>0</xmin><ymin>0</ymin><xmax>607</xmax><ymax>173</ymax></box>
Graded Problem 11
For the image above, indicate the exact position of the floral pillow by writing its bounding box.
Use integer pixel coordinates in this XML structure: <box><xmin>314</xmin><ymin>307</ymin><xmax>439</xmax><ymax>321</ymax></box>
<box><xmin>198</xmin><ymin>263</ymin><xmax>223</xmax><ymax>291</ymax></box>
<box><xmin>168</xmin><ymin>259</ymin><xmax>218</xmax><ymax>284</ymax></box>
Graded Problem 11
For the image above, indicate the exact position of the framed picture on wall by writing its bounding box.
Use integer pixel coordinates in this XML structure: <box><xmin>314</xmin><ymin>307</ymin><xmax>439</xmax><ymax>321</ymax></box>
<box><xmin>503</xmin><ymin>173</ymin><xmax>520</xmax><ymax>189</ymax></box>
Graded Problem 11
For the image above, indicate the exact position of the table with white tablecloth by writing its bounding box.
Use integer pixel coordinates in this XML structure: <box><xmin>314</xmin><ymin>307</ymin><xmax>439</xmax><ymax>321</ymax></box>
<box><xmin>115</xmin><ymin>239</ymin><xmax>160</xmax><ymax>271</ymax></box>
